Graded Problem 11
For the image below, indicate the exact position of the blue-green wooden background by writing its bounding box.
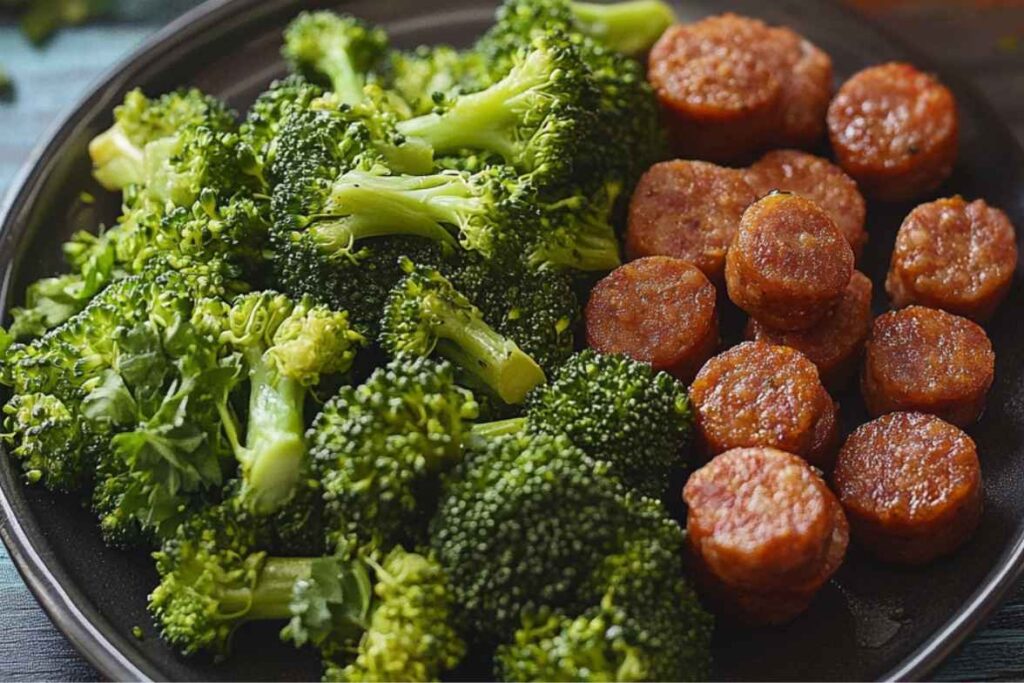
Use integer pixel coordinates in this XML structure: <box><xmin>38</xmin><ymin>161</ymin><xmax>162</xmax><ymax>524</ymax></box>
<box><xmin>1</xmin><ymin>1</ymin><xmax>1023</xmax><ymax>680</ymax></box>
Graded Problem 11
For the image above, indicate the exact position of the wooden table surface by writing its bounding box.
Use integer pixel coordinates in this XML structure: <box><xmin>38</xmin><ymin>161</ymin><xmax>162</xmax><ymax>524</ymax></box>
<box><xmin>1</xmin><ymin>0</ymin><xmax>1024</xmax><ymax>680</ymax></box>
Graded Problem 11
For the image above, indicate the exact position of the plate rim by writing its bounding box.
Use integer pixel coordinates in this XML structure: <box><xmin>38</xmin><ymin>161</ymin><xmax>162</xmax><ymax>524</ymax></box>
<box><xmin>1</xmin><ymin>0</ymin><xmax>1023</xmax><ymax>681</ymax></box>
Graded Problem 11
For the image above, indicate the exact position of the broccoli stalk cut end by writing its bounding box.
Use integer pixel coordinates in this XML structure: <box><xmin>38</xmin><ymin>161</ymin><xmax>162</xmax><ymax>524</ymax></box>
<box><xmin>570</xmin><ymin>0</ymin><xmax>676</xmax><ymax>55</ymax></box>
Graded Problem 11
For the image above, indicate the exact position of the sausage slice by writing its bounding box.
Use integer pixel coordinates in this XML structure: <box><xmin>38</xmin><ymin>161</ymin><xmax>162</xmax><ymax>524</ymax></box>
<box><xmin>887</xmin><ymin>196</ymin><xmax>1018</xmax><ymax>322</ymax></box>
<box><xmin>690</xmin><ymin>341</ymin><xmax>838</xmax><ymax>467</ymax></box>
<box><xmin>648</xmin><ymin>14</ymin><xmax>832</xmax><ymax>162</ymax></box>
<box><xmin>862</xmin><ymin>306</ymin><xmax>994</xmax><ymax>427</ymax></box>
<box><xmin>626</xmin><ymin>160</ymin><xmax>758</xmax><ymax>284</ymax></box>
<box><xmin>746</xmin><ymin>271</ymin><xmax>873</xmax><ymax>390</ymax></box>
<box><xmin>726</xmin><ymin>192</ymin><xmax>854</xmax><ymax>331</ymax></box>
<box><xmin>684</xmin><ymin>447</ymin><xmax>848</xmax><ymax>624</ymax></box>
<box><xmin>827</xmin><ymin>62</ymin><xmax>958</xmax><ymax>202</ymax></box>
<box><xmin>585</xmin><ymin>256</ymin><xmax>719</xmax><ymax>382</ymax></box>
<box><xmin>745</xmin><ymin>150</ymin><xmax>868</xmax><ymax>259</ymax></box>
<box><xmin>833</xmin><ymin>412</ymin><xmax>982</xmax><ymax>565</ymax></box>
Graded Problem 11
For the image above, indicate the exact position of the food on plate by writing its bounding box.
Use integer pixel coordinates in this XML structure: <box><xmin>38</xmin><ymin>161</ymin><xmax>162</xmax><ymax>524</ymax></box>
<box><xmin>684</xmin><ymin>447</ymin><xmax>848</xmax><ymax>625</ymax></box>
<box><xmin>585</xmin><ymin>256</ymin><xmax>719</xmax><ymax>382</ymax></box>
<box><xmin>862</xmin><ymin>306</ymin><xmax>995</xmax><ymax>427</ymax></box>
<box><xmin>3</xmin><ymin>0</ymin><xmax>1018</xmax><ymax>676</ymax></box>
<box><xmin>744</xmin><ymin>149</ymin><xmax>868</xmax><ymax>259</ymax></box>
<box><xmin>827</xmin><ymin>62</ymin><xmax>958</xmax><ymax>202</ymax></box>
<box><xmin>726</xmin><ymin>192</ymin><xmax>855</xmax><ymax>331</ymax></box>
<box><xmin>647</xmin><ymin>14</ymin><xmax>832</xmax><ymax>163</ymax></box>
<box><xmin>690</xmin><ymin>341</ymin><xmax>838</xmax><ymax>467</ymax></box>
<box><xmin>746</xmin><ymin>271</ymin><xmax>873</xmax><ymax>390</ymax></box>
<box><xmin>833</xmin><ymin>412</ymin><xmax>982</xmax><ymax>565</ymax></box>
<box><xmin>626</xmin><ymin>159</ymin><xmax>758</xmax><ymax>283</ymax></box>
<box><xmin>887</xmin><ymin>196</ymin><xmax>1018</xmax><ymax>322</ymax></box>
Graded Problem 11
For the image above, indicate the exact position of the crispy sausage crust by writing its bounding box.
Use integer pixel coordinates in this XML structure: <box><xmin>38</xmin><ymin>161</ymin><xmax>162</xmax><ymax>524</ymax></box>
<box><xmin>861</xmin><ymin>306</ymin><xmax>994</xmax><ymax>426</ymax></box>
<box><xmin>585</xmin><ymin>256</ymin><xmax>719</xmax><ymax>382</ymax></box>
<box><xmin>726</xmin><ymin>193</ymin><xmax>854</xmax><ymax>331</ymax></box>
<box><xmin>887</xmin><ymin>196</ymin><xmax>1018</xmax><ymax>322</ymax></box>
<box><xmin>626</xmin><ymin>160</ymin><xmax>758</xmax><ymax>284</ymax></box>
<box><xmin>649</xmin><ymin>14</ymin><xmax>832</xmax><ymax>162</ymax></box>
<box><xmin>745</xmin><ymin>150</ymin><xmax>868</xmax><ymax>259</ymax></box>
<box><xmin>827</xmin><ymin>62</ymin><xmax>958</xmax><ymax>202</ymax></box>
<box><xmin>690</xmin><ymin>341</ymin><xmax>837</xmax><ymax>466</ymax></box>
<box><xmin>747</xmin><ymin>271</ymin><xmax>873</xmax><ymax>390</ymax></box>
<box><xmin>833</xmin><ymin>412</ymin><xmax>982</xmax><ymax>565</ymax></box>
<box><xmin>685</xmin><ymin>447</ymin><xmax>848</xmax><ymax>624</ymax></box>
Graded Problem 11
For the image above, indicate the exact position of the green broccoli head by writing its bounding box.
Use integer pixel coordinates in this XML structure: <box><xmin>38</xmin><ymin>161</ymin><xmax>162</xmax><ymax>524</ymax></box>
<box><xmin>396</xmin><ymin>34</ymin><xmax>597</xmax><ymax>189</ymax></box>
<box><xmin>324</xmin><ymin>548</ymin><xmax>466</xmax><ymax>682</ymax></box>
<box><xmin>431</xmin><ymin>430</ymin><xmax>639</xmax><ymax>641</ymax></box>
<box><xmin>282</xmin><ymin>11</ymin><xmax>389</xmax><ymax>105</ymax></box>
<box><xmin>240</xmin><ymin>75</ymin><xmax>325</xmax><ymax>170</ymax></box>
<box><xmin>526</xmin><ymin>350</ymin><xmax>693</xmax><ymax>497</ymax></box>
<box><xmin>382</xmin><ymin>45</ymin><xmax>490</xmax><ymax>116</ymax></box>
<box><xmin>309</xmin><ymin>354</ymin><xmax>478</xmax><ymax>550</ymax></box>
<box><xmin>214</xmin><ymin>291</ymin><xmax>364</xmax><ymax>514</ymax></box>
<box><xmin>381</xmin><ymin>260</ymin><xmax>545</xmax><ymax>405</ymax></box>
<box><xmin>87</xmin><ymin>88</ymin><xmax>241</xmax><ymax>197</ymax></box>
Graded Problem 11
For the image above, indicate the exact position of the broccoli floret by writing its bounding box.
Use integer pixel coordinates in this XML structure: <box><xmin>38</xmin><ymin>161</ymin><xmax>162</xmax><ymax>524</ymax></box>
<box><xmin>447</xmin><ymin>254</ymin><xmax>580</xmax><ymax>376</ymax></box>
<box><xmin>381</xmin><ymin>261</ymin><xmax>545</xmax><ymax>405</ymax></box>
<box><xmin>315</xmin><ymin>548</ymin><xmax>466</xmax><ymax>682</ymax></box>
<box><xmin>1</xmin><ymin>266</ymin><xmax>240</xmax><ymax>542</ymax></box>
<box><xmin>309</xmin><ymin>355</ymin><xmax>477</xmax><ymax>550</ymax></box>
<box><xmin>431</xmin><ymin>430</ymin><xmax>649</xmax><ymax>641</ymax></box>
<box><xmin>150</xmin><ymin>502</ymin><xmax>464</xmax><ymax>680</ymax></box>
<box><xmin>396</xmin><ymin>35</ymin><xmax>596</xmax><ymax>188</ymax></box>
<box><xmin>240</xmin><ymin>75</ymin><xmax>325</xmax><ymax>172</ymax></box>
<box><xmin>87</xmin><ymin>88</ymin><xmax>238</xmax><ymax>195</ymax></box>
<box><xmin>496</xmin><ymin>504</ymin><xmax>712</xmax><ymax>682</ymax></box>
<box><xmin>210</xmin><ymin>291</ymin><xmax>364</xmax><ymax>514</ymax></box>
<box><xmin>526</xmin><ymin>350</ymin><xmax>693</xmax><ymax>498</ymax></box>
<box><xmin>282</xmin><ymin>11</ymin><xmax>389</xmax><ymax>105</ymax></box>
<box><xmin>528</xmin><ymin>181</ymin><xmax>622</xmax><ymax>272</ymax></box>
<box><xmin>486</xmin><ymin>0</ymin><xmax>675</xmax><ymax>56</ymax></box>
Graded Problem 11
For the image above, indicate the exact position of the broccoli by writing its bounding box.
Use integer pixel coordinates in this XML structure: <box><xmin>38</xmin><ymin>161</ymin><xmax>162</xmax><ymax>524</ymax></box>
<box><xmin>240</xmin><ymin>75</ymin><xmax>325</xmax><ymax>173</ymax></box>
<box><xmin>486</xmin><ymin>0</ymin><xmax>675</xmax><ymax>57</ymax></box>
<box><xmin>282</xmin><ymin>11</ymin><xmax>389</xmax><ymax>105</ymax></box>
<box><xmin>382</xmin><ymin>45</ymin><xmax>489</xmax><ymax>116</ymax></box>
<box><xmin>525</xmin><ymin>350</ymin><xmax>693</xmax><ymax>498</ymax></box>
<box><xmin>395</xmin><ymin>35</ymin><xmax>596</xmax><ymax>188</ymax></box>
<box><xmin>308</xmin><ymin>355</ymin><xmax>477</xmax><ymax>550</ymax></box>
<box><xmin>87</xmin><ymin>88</ymin><xmax>238</xmax><ymax>196</ymax></box>
<box><xmin>496</xmin><ymin>532</ymin><xmax>712</xmax><ymax>682</ymax></box>
<box><xmin>527</xmin><ymin>180</ymin><xmax>622</xmax><ymax>272</ymax></box>
<box><xmin>447</xmin><ymin>253</ymin><xmax>580</xmax><ymax>376</ymax></box>
<box><xmin>1</xmin><ymin>266</ymin><xmax>240</xmax><ymax>543</ymax></box>
<box><xmin>149</xmin><ymin>500</ymin><xmax>465</xmax><ymax>680</ymax></box>
<box><xmin>210</xmin><ymin>291</ymin><xmax>364</xmax><ymax>514</ymax></box>
<box><xmin>431</xmin><ymin>430</ymin><xmax>666</xmax><ymax>642</ymax></box>
<box><xmin>381</xmin><ymin>261</ymin><xmax>545</xmax><ymax>405</ymax></box>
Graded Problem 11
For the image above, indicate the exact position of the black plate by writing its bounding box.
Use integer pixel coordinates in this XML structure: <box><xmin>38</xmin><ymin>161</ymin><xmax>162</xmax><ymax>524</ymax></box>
<box><xmin>2</xmin><ymin>0</ymin><xmax>1024</xmax><ymax>680</ymax></box>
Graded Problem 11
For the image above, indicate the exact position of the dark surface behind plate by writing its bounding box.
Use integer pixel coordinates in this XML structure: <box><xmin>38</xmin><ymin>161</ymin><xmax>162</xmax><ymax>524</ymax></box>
<box><xmin>1</xmin><ymin>0</ymin><xmax>1024</xmax><ymax>680</ymax></box>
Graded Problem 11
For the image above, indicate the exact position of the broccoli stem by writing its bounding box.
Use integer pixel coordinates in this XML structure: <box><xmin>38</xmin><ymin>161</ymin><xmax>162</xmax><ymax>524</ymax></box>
<box><xmin>395</xmin><ymin>48</ymin><xmax>553</xmax><ymax>161</ymax></box>
<box><xmin>88</xmin><ymin>125</ymin><xmax>145</xmax><ymax>190</ymax></box>
<box><xmin>324</xmin><ymin>172</ymin><xmax>474</xmax><ymax>251</ymax></box>
<box><xmin>318</xmin><ymin>46</ymin><xmax>365</xmax><ymax>105</ymax></box>
<box><xmin>570</xmin><ymin>0</ymin><xmax>676</xmax><ymax>55</ymax></box>
<box><xmin>245</xmin><ymin>557</ymin><xmax>315</xmax><ymax>621</ymax></box>
<box><xmin>237</xmin><ymin>356</ymin><xmax>307</xmax><ymax>514</ymax></box>
<box><xmin>468</xmin><ymin>417</ymin><xmax>527</xmax><ymax>445</ymax></box>
<box><xmin>425</xmin><ymin>295</ymin><xmax>545</xmax><ymax>404</ymax></box>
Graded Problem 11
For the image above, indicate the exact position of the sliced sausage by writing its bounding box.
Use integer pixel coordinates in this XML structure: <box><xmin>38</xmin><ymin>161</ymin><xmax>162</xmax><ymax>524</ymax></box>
<box><xmin>626</xmin><ymin>160</ymin><xmax>758</xmax><ymax>284</ymax></box>
<box><xmin>746</xmin><ymin>271</ymin><xmax>873</xmax><ymax>390</ymax></box>
<box><xmin>745</xmin><ymin>150</ymin><xmax>868</xmax><ymax>259</ymax></box>
<box><xmin>690</xmin><ymin>341</ymin><xmax>838</xmax><ymax>467</ymax></box>
<box><xmin>862</xmin><ymin>306</ymin><xmax>994</xmax><ymax>427</ymax></box>
<box><xmin>726</xmin><ymin>192</ymin><xmax>854</xmax><ymax>331</ymax></box>
<box><xmin>585</xmin><ymin>256</ymin><xmax>719</xmax><ymax>382</ymax></box>
<box><xmin>833</xmin><ymin>412</ymin><xmax>982</xmax><ymax>565</ymax></box>
<box><xmin>887</xmin><ymin>196</ymin><xmax>1018</xmax><ymax>322</ymax></box>
<box><xmin>827</xmin><ymin>62</ymin><xmax>958</xmax><ymax>202</ymax></box>
<box><xmin>684</xmin><ymin>447</ymin><xmax>848</xmax><ymax>624</ymax></box>
<box><xmin>648</xmin><ymin>14</ymin><xmax>832</xmax><ymax>163</ymax></box>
